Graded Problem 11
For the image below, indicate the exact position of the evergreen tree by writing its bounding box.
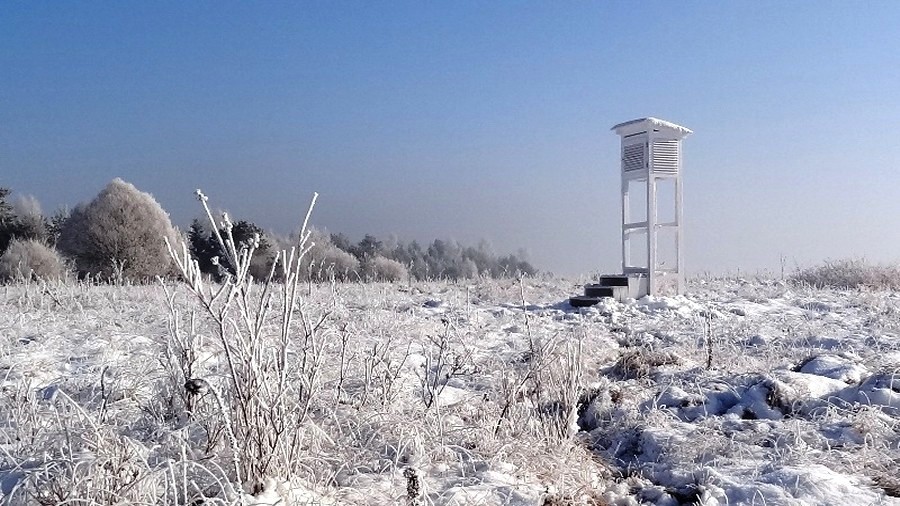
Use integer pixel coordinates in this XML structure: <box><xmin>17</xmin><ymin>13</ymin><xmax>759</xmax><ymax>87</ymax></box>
<box><xmin>0</xmin><ymin>188</ymin><xmax>16</xmax><ymax>254</ymax></box>
<box><xmin>353</xmin><ymin>234</ymin><xmax>383</xmax><ymax>260</ymax></box>
<box><xmin>0</xmin><ymin>188</ymin><xmax>12</xmax><ymax>225</ymax></box>
<box><xmin>187</xmin><ymin>219</ymin><xmax>219</xmax><ymax>275</ymax></box>
<box><xmin>330</xmin><ymin>233</ymin><xmax>352</xmax><ymax>252</ymax></box>
<box><xmin>0</xmin><ymin>189</ymin><xmax>47</xmax><ymax>254</ymax></box>
<box><xmin>45</xmin><ymin>208</ymin><xmax>70</xmax><ymax>247</ymax></box>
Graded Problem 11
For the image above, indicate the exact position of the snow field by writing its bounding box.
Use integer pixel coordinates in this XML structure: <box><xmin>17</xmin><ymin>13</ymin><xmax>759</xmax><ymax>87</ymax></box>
<box><xmin>0</xmin><ymin>277</ymin><xmax>898</xmax><ymax>505</ymax></box>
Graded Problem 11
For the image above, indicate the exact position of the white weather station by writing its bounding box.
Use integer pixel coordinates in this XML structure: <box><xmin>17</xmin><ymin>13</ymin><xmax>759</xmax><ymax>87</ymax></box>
<box><xmin>571</xmin><ymin>117</ymin><xmax>692</xmax><ymax>306</ymax></box>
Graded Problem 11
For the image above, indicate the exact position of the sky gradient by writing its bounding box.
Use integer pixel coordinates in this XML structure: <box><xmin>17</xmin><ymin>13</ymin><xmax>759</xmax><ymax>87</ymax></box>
<box><xmin>3</xmin><ymin>2</ymin><xmax>900</xmax><ymax>276</ymax></box>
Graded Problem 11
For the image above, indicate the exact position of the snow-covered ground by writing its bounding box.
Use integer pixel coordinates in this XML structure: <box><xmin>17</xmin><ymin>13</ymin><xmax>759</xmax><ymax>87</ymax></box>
<box><xmin>1</xmin><ymin>277</ymin><xmax>898</xmax><ymax>505</ymax></box>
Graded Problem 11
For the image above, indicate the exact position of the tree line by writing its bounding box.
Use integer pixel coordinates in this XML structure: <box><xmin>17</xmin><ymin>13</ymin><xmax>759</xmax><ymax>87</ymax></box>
<box><xmin>0</xmin><ymin>180</ymin><xmax>536</xmax><ymax>283</ymax></box>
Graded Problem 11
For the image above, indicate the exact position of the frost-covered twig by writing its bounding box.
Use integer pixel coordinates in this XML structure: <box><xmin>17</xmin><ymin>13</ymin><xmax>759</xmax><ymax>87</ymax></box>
<box><xmin>163</xmin><ymin>189</ymin><xmax>323</xmax><ymax>497</ymax></box>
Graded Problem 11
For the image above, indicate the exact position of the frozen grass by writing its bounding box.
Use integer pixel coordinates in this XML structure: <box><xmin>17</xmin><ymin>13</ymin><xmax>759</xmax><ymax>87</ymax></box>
<box><xmin>791</xmin><ymin>258</ymin><xmax>900</xmax><ymax>290</ymax></box>
<box><xmin>1</xmin><ymin>274</ymin><xmax>899</xmax><ymax>504</ymax></box>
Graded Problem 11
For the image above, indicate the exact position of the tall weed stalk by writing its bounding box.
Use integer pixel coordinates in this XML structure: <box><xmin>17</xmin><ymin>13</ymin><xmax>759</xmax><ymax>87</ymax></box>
<box><xmin>164</xmin><ymin>189</ymin><xmax>324</xmax><ymax>495</ymax></box>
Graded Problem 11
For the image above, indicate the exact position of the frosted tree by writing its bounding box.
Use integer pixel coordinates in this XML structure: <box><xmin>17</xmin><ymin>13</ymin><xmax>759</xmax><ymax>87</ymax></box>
<box><xmin>58</xmin><ymin>178</ymin><xmax>180</xmax><ymax>281</ymax></box>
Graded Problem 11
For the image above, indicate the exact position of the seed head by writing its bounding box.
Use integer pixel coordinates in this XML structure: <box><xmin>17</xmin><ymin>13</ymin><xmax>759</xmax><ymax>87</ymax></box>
<box><xmin>184</xmin><ymin>378</ymin><xmax>209</xmax><ymax>396</ymax></box>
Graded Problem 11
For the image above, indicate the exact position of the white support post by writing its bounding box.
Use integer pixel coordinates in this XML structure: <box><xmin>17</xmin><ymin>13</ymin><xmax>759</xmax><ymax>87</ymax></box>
<box><xmin>621</xmin><ymin>173</ymin><xmax>629</xmax><ymax>270</ymax></box>
<box><xmin>675</xmin><ymin>174</ymin><xmax>684</xmax><ymax>294</ymax></box>
<box><xmin>647</xmin><ymin>172</ymin><xmax>657</xmax><ymax>294</ymax></box>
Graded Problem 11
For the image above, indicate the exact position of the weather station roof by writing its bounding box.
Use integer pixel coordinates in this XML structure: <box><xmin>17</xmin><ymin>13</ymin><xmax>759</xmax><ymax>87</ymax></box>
<box><xmin>612</xmin><ymin>117</ymin><xmax>693</xmax><ymax>138</ymax></box>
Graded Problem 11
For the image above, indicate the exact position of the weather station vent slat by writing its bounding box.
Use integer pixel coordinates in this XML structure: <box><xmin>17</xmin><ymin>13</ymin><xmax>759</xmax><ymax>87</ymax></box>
<box><xmin>622</xmin><ymin>143</ymin><xmax>645</xmax><ymax>172</ymax></box>
<box><xmin>651</xmin><ymin>140</ymin><xmax>679</xmax><ymax>174</ymax></box>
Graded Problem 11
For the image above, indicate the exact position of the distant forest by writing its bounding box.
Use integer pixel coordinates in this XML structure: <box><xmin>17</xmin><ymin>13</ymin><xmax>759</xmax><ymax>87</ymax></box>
<box><xmin>0</xmin><ymin>182</ymin><xmax>537</xmax><ymax>283</ymax></box>
<box><xmin>187</xmin><ymin>218</ymin><xmax>537</xmax><ymax>283</ymax></box>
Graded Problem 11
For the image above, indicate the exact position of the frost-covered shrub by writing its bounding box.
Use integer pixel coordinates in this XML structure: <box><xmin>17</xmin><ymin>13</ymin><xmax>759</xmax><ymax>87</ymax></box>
<box><xmin>267</xmin><ymin>228</ymin><xmax>360</xmax><ymax>282</ymax></box>
<box><xmin>363</xmin><ymin>255</ymin><xmax>408</xmax><ymax>282</ymax></box>
<box><xmin>0</xmin><ymin>238</ymin><xmax>68</xmax><ymax>281</ymax></box>
<box><xmin>0</xmin><ymin>189</ymin><xmax>48</xmax><ymax>253</ymax></box>
<box><xmin>334</xmin><ymin>234</ymin><xmax>536</xmax><ymax>281</ymax></box>
<box><xmin>57</xmin><ymin>178</ymin><xmax>179</xmax><ymax>281</ymax></box>
<box><xmin>11</xmin><ymin>194</ymin><xmax>49</xmax><ymax>243</ymax></box>
<box><xmin>611</xmin><ymin>349</ymin><xmax>681</xmax><ymax>380</ymax></box>
<box><xmin>304</xmin><ymin>230</ymin><xmax>360</xmax><ymax>281</ymax></box>
<box><xmin>165</xmin><ymin>189</ymin><xmax>325</xmax><ymax>492</ymax></box>
<box><xmin>319</xmin><ymin>244</ymin><xmax>360</xmax><ymax>280</ymax></box>
<box><xmin>219</xmin><ymin>220</ymin><xmax>274</xmax><ymax>281</ymax></box>
<box><xmin>791</xmin><ymin>259</ymin><xmax>900</xmax><ymax>290</ymax></box>
<box><xmin>459</xmin><ymin>258</ymin><xmax>479</xmax><ymax>279</ymax></box>
<box><xmin>188</xmin><ymin>218</ymin><xmax>279</xmax><ymax>282</ymax></box>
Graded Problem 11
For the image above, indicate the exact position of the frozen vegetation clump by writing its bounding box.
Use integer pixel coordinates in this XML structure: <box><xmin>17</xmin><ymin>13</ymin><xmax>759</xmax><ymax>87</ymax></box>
<box><xmin>791</xmin><ymin>257</ymin><xmax>900</xmax><ymax>290</ymax></box>
<box><xmin>362</xmin><ymin>255</ymin><xmax>408</xmax><ymax>282</ymax></box>
<box><xmin>0</xmin><ymin>238</ymin><xmax>68</xmax><ymax>281</ymax></box>
<box><xmin>300</xmin><ymin>228</ymin><xmax>361</xmax><ymax>281</ymax></box>
<box><xmin>57</xmin><ymin>178</ymin><xmax>180</xmax><ymax>281</ymax></box>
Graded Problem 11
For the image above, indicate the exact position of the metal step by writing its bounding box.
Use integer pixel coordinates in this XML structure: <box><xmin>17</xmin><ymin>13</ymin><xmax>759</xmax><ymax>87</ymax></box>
<box><xmin>568</xmin><ymin>295</ymin><xmax>604</xmax><ymax>308</ymax></box>
<box><xmin>583</xmin><ymin>284</ymin><xmax>616</xmax><ymax>298</ymax></box>
<box><xmin>598</xmin><ymin>275</ymin><xmax>629</xmax><ymax>287</ymax></box>
<box><xmin>569</xmin><ymin>273</ymin><xmax>649</xmax><ymax>306</ymax></box>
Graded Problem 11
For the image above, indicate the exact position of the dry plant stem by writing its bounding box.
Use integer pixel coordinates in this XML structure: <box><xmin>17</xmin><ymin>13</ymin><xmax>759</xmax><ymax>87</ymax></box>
<box><xmin>165</xmin><ymin>189</ymin><xmax>321</xmax><ymax>498</ymax></box>
<box><xmin>334</xmin><ymin>323</ymin><xmax>352</xmax><ymax>405</ymax></box>
<box><xmin>520</xmin><ymin>276</ymin><xmax>532</xmax><ymax>337</ymax></box>
<box><xmin>494</xmin><ymin>278</ymin><xmax>540</xmax><ymax>434</ymax></box>
<box><xmin>419</xmin><ymin>320</ymin><xmax>471</xmax><ymax>410</ymax></box>
<box><xmin>494</xmin><ymin>331</ymin><xmax>562</xmax><ymax>437</ymax></box>
<box><xmin>160</xmin><ymin>283</ymin><xmax>203</xmax><ymax>415</ymax></box>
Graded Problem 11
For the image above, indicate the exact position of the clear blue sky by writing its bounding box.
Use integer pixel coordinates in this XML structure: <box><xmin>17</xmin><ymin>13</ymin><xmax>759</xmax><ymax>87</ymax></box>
<box><xmin>2</xmin><ymin>2</ymin><xmax>899</xmax><ymax>276</ymax></box>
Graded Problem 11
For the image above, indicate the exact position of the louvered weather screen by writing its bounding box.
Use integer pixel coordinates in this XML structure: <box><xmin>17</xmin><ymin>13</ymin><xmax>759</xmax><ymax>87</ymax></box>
<box><xmin>622</xmin><ymin>143</ymin><xmax>645</xmax><ymax>172</ymax></box>
<box><xmin>651</xmin><ymin>140</ymin><xmax>679</xmax><ymax>174</ymax></box>
<box><xmin>611</xmin><ymin>118</ymin><xmax>692</xmax><ymax>297</ymax></box>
